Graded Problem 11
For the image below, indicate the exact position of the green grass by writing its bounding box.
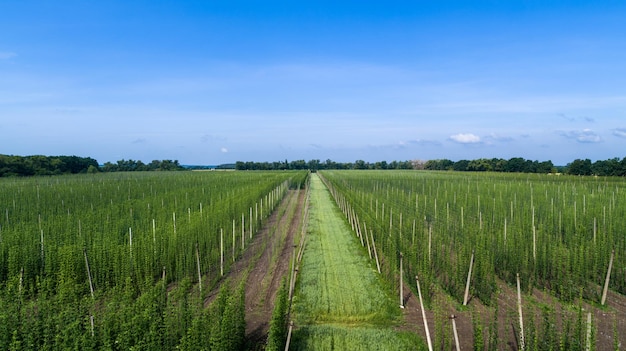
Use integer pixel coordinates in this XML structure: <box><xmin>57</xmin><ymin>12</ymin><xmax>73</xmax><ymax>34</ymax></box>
<box><xmin>291</xmin><ymin>174</ymin><xmax>424</xmax><ymax>349</ymax></box>
<box><xmin>291</xmin><ymin>325</ymin><xmax>427</xmax><ymax>351</ymax></box>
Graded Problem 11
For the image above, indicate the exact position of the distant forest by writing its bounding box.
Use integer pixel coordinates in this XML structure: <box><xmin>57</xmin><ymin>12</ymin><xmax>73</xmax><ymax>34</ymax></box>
<box><xmin>0</xmin><ymin>155</ymin><xmax>184</xmax><ymax>177</ymax></box>
<box><xmin>2</xmin><ymin>154</ymin><xmax>626</xmax><ymax>177</ymax></box>
<box><xmin>235</xmin><ymin>157</ymin><xmax>626</xmax><ymax>176</ymax></box>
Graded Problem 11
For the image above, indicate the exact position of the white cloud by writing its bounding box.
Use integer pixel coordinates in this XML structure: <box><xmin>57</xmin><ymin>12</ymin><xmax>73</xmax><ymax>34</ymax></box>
<box><xmin>0</xmin><ymin>52</ymin><xmax>17</xmax><ymax>59</ymax></box>
<box><xmin>558</xmin><ymin>129</ymin><xmax>602</xmax><ymax>143</ymax></box>
<box><xmin>449</xmin><ymin>133</ymin><xmax>481</xmax><ymax>144</ymax></box>
<box><xmin>613</xmin><ymin>128</ymin><xmax>626</xmax><ymax>138</ymax></box>
<box><xmin>220</xmin><ymin>147</ymin><xmax>228</xmax><ymax>153</ymax></box>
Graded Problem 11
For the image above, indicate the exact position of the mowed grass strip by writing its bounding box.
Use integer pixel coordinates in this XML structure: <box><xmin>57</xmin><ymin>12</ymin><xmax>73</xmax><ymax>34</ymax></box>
<box><xmin>291</xmin><ymin>174</ymin><xmax>426</xmax><ymax>350</ymax></box>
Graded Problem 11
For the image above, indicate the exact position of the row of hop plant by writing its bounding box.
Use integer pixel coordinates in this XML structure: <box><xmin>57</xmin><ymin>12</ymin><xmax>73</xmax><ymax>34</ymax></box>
<box><xmin>319</xmin><ymin>170</ymin><xmax>626</xmax><ymax>307</ymax></box>
<box><xmin>0</xmin><ymin>170</ymin><xmax>307</xmax><ymax>349</ymax></box>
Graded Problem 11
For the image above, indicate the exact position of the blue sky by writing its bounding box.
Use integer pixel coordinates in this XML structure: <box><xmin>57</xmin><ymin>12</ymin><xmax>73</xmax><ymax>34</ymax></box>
<box><xmin>1</xmin><ymin>1</ymin><xmax>625</xmax><ymax>165</ymax></box>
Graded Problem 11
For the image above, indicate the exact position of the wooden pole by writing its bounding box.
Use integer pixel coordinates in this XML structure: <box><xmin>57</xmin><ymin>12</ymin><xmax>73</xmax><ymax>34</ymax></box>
<box><xmin>196</xmin><ymin>243</ymin><xmax>202</xmax><ymax>294</ymax></box>
<box><xmin>517</xmin><ymin>273</ymin><xmax>525</xmax><ymax>351</ymax></box>
<box><xmin>586</xmin><ymin>312</ymin><xmax>592</xmax><ymax>351</ymax></box>
<box><xmin>416</xmin><ymin>275</ymin><xmax>433</xmax><ymax>351</ymax></box>
<box><xmin>463</xmin><ymin>250</ymin><xmax>475</xmax><ymax>306</ymax></box>
<box><xmin>241</xmin><ymin>213</ymin><xmax>245</xmax><ymax>251</ymax></box>
<box><xmin>19</xmin><ymin>267</ymin><xmax>23</xmax><ymax>295</ymax></box>
<box><xmin>284</xmin><ymin>321</ymin><xmax>294</xmax><ymax>351</ymax></box>
<box><xmin>40</xmin><ymin>229</ymin><xmax>44</xmax><ymax>261</ymax></box>
<box><xmin>220</xmin><ymin>228</ymin><xmax>224</xmax><ymax>276</ymax></box>
<box><xmin>90</xmin><ymin>315</ymin><xmax>95</xmax><ymax>337</ymax></box>
<box><xmin>601</xmin><ymin>249</ymin><xmax>615</xmax><ymax>306</ymax></box>
<box><xmin>364</xmin><ymin>222</ymin><xmax>372</xmax><ymax>259</ymax></box>
<box><xmin>129</xmin><ymin>227</ymin><xmax>133</xmax><ymax>259</ymax></box>
<box><xmin>288</xmin><ymin>246</ymin><xmax>297</xmax><ymax>303</ymax></box>
<box><xmin>451</xmin><ymin>315</ymin><xmax>461</xmax><ymax>351</ymax></box>
<box><xmin>370</xmin><ymin>230</ymin><xmax>381</xmax><ymax>274</ymax></box>
<box><xmin>532</xmin><ymin>225</ymin><xmax>536</xmax><ymax>261</ymax></box>
<box><xmin>84</xmin><ymin>248</ymin><xmax>95</xmax><ymax>300</ymax></box>
<box><xmin>173</xmin><ymin>212</ymin><xmax>176</xmax><ymax>234</ymax></box>
<box><xmin>428</xmin><ymin>224</ymin><xmax>432</xmax><ymax>263</ymax></box>
<box><xmin>399</xmin><ymin>252</ymin><xmax>404</xmax><ymax>308</ymax></box>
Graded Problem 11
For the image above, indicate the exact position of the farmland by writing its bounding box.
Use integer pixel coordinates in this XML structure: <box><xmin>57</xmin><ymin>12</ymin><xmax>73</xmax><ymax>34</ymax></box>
<box><xmin>2</xmin><ymin>168</ymin><xmax>626</xmax><ymax>350</ymax></box>
<box><xmin>0</xmin><ymin>170</ymin><xmax>307</xmax><ymax>349</ymax></box>
<box><xmin>290</xmin><ymin>174</ymin><xmax>425</xmax><ymax>350</ymax></box>
<box><xmin>320</xmin><ymin>170</ymin><xmax>626</xmax><ymax>350</ymax></box>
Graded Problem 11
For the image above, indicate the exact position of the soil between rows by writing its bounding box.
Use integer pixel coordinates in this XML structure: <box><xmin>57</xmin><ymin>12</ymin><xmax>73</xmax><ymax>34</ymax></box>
<box><xmin>204</xmin><ymin>188</ymin><xmax>306</xmax><ymax>350</ymax></box>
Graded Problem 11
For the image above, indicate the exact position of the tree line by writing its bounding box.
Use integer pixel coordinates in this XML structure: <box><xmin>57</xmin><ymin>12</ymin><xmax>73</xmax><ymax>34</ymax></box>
<box><xmin>235</xmin><ymin>159</ymin><xmax>416</xmax><ymax>171</ymax></box>
<box><xmin>424</xmin><ymin>157</ymin><xmax>626</xmax><ymax>176</ymax></box>
<box><xmin>0</xmin><ymin>154</ymin><xmax>99</xmax><ymax>177</ymax></box>
<box><xmin>100</xmin><ymin>159</ymin><xmax>185</xmax><ymax>172</ymax></box>
<box><xmin>3</xmin><ymin>154</ymin><xmax>626</xmax><ymax>177</ymax></box>
<box><xmin>0</xmin><ymin>155</ymin><xmax>185</xmax><ymax>176</ymax></box>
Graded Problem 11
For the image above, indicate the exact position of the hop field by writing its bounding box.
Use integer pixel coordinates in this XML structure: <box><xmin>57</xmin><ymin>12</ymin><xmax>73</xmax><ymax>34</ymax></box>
<box><xmin>0</xmin><ymin>170</ymin><xmax>307</xmax><ymax>349</ymax></box>
<box><xmin>320</xmin><ymin>170</ymin><xmax>626</xmax><ymax>350</ymax></box>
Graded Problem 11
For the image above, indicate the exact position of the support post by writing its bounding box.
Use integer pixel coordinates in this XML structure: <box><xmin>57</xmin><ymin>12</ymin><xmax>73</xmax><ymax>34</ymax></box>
<box><xmin>400</xmin><ymin>252</ymin><xmax>404</xmax><ymax>308</ymax></box>
<box><xmin>451</xmin><ymin>315</ymin><xmax>461</xmax><ymax>351</ymax></box>
<box><xmin>517</xmin><ymin>273</ymin><xmax>525</xmax><ymax>351</ymax></box>
<box><xmin>284</xmin><ymin>321</ymin><xmax>294</xmax><ymax>351</ymax></box>
<box><xmin>196</xmin><ymin>243</ymin><xmax>202</xmax><ymax>294</ymax></box>
<box><xmin>84</xmin><ymin>248</ymin><xmax>95</xmax><ymax>300</ymax></box>
<box><xmin>463</xmin><ymin>250</ymin><xmax>475</xmax><ymax>306</ymax></box>
<box><xmin>601</xmin><ymin>249</ymin><xmax>615</xmax><ymax>306</ymax></box>
<box><xmin>370</xmin><ymin>230</ymin><xmax>381</xmax><ymax>274</ymax></box>
<box><xmin>416</xmin><ymin>275</ymin><xmax>433</xmax><ymax>351</ymax></box>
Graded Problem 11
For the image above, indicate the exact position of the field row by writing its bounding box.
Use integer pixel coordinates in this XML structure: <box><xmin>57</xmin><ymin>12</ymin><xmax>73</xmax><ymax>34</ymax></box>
<box><xmin>0</xmin><ymin>170</ymin><xmax>307</xmax><ymax>350</ymax></box>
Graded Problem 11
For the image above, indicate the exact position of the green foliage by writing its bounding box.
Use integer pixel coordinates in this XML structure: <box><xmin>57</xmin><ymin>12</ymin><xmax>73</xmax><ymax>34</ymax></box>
<box><xmin>266</xmin><ymin>279</ymin><xmax>289</xmax><ymax>351</ymax></box>
<box><xmin>290</xmin><ymin>325</ymin><xmax>427</xmax><ymax>351</ymax></box>
<box><xmin>0</xmin><ymin>154</ymin><xmax>98</xmax><ymax>176</ymax></box>
<box><xmin>207</xmin><ymin>284</ymin><xmax>246</xmax><ymax>351</ymax></box>
<box><xmin>318</xmin><ymin>170</ymin><xmax>626</xmax><ymax>349</ymax></box>
<box><xmin>0</xmin><ymin>170</ymin><xmax>305</xmax><ymax>349</ymax></box>
<box><xmin>472</xmin><ymin>311</ymin><xmax>484</xmax><ymax>351</ymax></box>
<box><xmin>291</xmin><ymin>174</ymin><xmax>420</xmax><ymax>350</ymax></box>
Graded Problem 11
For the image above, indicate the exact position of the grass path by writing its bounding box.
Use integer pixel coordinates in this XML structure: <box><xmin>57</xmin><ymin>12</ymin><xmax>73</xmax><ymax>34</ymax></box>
<box><xmin>290</xmin><ymin>174</ymin><xmax>426</xmax><ymax>350</ymax></box>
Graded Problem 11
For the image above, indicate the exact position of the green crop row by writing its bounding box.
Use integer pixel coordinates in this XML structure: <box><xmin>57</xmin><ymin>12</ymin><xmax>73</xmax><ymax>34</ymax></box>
<box><xmin>0</xmin><ymin>170</ymin><xmax>306</xmax><ymax>349</ymax></box>
<box><xmin>319</xmin><ymin>170</ymin><xmax>626</xmax><ymax>305</ymax></box>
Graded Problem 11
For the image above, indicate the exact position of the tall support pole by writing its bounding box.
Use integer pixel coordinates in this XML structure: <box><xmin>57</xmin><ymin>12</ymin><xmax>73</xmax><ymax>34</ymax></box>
<box><xmin>451</xmin><ymin>315</ymin><xmax>461</xmax><ymax>351</ymax></box>
<box><xmin>399</xmin><ymin>253</ymin><xmax>404</xmax><ymax>309</ymax></box>
<box><xmin>586</xmin><ymin>312</ymin><xmax>592</xmax><ymax>351</ymax></box>
<box><xmin>463</xmin><ymin>250</ymin><xmax>475</xmax><ymax>306</ymax></box>
<box><xmin>220</xmin><ymin>228</ymin><xmax>224</xmax><ymax>276</ymax></box>
<box><xmin>416</xmin><ymin>275</ymin><xmax>433</xmax><ymax>351</ymax></box>
<box><xmin>196</xmin><ymin>243</ymin><xmax>202</xmax><ymax>294</ymax></box>
<box><xmin>242</xmin><ymin>213</ymin><xmax>245</xmax><ymax>251</ymax></box>
<box><xmin>84</xmin><ymin>248</ymin><xmax>95</xmax><ymax>300</ymax></box>
<box><xmin>370</xmin><ymin>230</ymin><xmax>381</xmax><ymax>274</ymax></box>
<box><xmin>601</xmin><ymin>249</ymin><xmax>615</xmax><ymax>306</ymax></box>
<box><xmin>517</xmin><ymin>273</ymin><xmax>525</xmax><ymax>351</ymax></box>
<box><xmin>284</xmin><ymin>321</ymin><xmax>294</xmax><ymax>351</ymax></box>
